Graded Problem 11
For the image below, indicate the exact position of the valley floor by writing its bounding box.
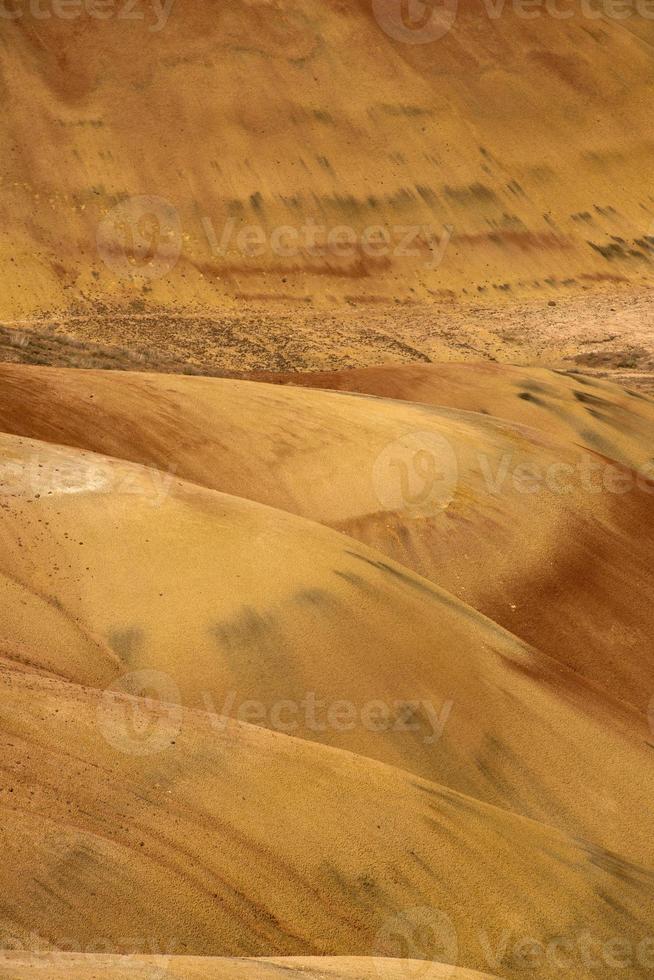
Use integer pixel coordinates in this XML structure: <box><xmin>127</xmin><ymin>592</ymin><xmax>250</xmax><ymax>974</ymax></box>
<box><xmin>1</xmin><ymin>286</ymin><xmax>653</xmax><ymax>390</ymax></box>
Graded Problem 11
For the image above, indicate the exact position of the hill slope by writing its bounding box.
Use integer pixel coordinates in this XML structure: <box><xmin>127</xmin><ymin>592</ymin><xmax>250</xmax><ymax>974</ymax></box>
<box><xmin>1</xmin><ymin>366</ymin><xmax>653</xmax><ymax>976</ymax></box>
<box><xmin>2</xmin><ymin>364</ymin><xmax>653</xmax><ymax>712</ymax></box>
<box><xmin>2</xmin><ymin>0</ymin><xmax>654</xmax><ymax>319</ymax></box>
<box><xmin>1</xmin><ymin>666</ymin><xmax>653</xmax><ymax>976</ymax></box>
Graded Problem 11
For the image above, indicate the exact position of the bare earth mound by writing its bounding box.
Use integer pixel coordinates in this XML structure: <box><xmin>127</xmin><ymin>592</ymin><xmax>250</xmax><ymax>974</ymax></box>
<box><xmin>1</xmin><ymin>666</ymin><xmax>653</xmax><ymax>977</ymax></box>
<box><xmin>259</xmin><ymin>360</ymin><xmax>654</xmax><ymax>475</ymax></box>
<box><xmin>1</xmin><ymin>364</ymin><xmax>653</xmax><ymax>711</ymax></box>
<box><xmin>2</xmin><ymin>0</ymin><xmax>654</xmax><ymax>320</ymax></box>
<box><xmin>1</xmin><ymin>362</ymin><xmax>653</xmax><ymax>976</ymax></box>
<box><xmin>0</xmin><ymin>954</ymin><xmax>496</xmax><ymax>979</ymax></box>
<box><xmin>3</xmin><ymin>0</ymin><xmax>654</xmax><ymax>972</ymax></box>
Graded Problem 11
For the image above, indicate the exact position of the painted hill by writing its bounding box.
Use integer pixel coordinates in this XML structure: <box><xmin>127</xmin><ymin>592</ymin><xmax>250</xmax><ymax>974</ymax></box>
<box><xmin>1</xmin><ymin>666</ymin><xmax>653</xmax><ymax>975</ymax></box>
<box><xmin>1</xmin><ymin>363</ymin><xmax>654</xmax><ymax>976</ymax></box>
<box><xmin>2</xmin><ymin>363</ymin><xmax>653</xmax><ymax>711</ymax></box>
<box><xmin>0</xmin><ymin>955</ymin><xmax>497</xmax><ymax>979</ymax></box>
<box><xmin>2</xmin><ymin>0</ymin><xmax>654</xmax><ymax>320</ymax></box>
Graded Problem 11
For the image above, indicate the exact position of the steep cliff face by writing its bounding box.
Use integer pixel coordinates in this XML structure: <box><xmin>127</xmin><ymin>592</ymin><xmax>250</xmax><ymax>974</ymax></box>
<box><xmin>2</xmin><ymin>0</ymin><xmax>654</xmax><ymax>316</ymax></box>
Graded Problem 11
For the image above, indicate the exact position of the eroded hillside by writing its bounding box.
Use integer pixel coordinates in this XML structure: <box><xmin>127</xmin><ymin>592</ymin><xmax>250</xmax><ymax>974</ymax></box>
<box><xmin>2</xmin><ymin>0</ymin><xmax>654</xmax><ymax>320</ymax></box>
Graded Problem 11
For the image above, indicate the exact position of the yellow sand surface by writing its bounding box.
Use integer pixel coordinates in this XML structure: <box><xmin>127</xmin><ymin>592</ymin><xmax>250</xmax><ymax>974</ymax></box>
<box><xmin>0</xmin><ymin>666</ymin><xmax>652</xmax><ymax>977</ymax></box>
<box><xmin>1</xmin><ymin>364</ymin><xmax>652</xmax><ymax>712</ymax></box>
<box><xmin>0</xmin><ymin>954</ymin><xmax>497</xmax><ymax>979</ymax></box>
<box><xmin>2</xmin><ymin>2</ymin><xmax>654</xmax><ymax>318</ymax></box>
<box><xmin>0</xmin><ymin>359</ymin><xmax>653</xmax><ymax>978</ymax></box>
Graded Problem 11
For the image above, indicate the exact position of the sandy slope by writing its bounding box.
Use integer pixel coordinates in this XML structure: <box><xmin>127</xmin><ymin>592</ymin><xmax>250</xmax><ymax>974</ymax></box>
<box><xmin>1</xmin><ymin>665</ymin><xmax>653</xmax><ymax>978</ymax></box>
<box><xmin>0</xmin><ymin>430</ymin><xmax>653</xmax><ymax>869</ymax></box>
<box><xmin>0</xmin><ymin>363</ymin><xmax>652</xmax><ymax>977</ymax></box>
<box><xmin>3</xmin><ymin>0</ymin><xmax>654</xmax><ymax>972</ymax></box>
<box><xmin>0</xmin><ymin>954</ymin><xmax>496</xmax><ymax>979</ymax></box>
<box><xmin>260</xmin><ymin>361</ymin><xmax>654</xmax><ymax>476</ymax></box>
<box><xmin>2</xmin><ymin>1</ymin><xmax>654</xmax><ymax>318</ymax></box>
<box><xmin>1</xmin><ymin>364</ymin><xmax>652</xmax><ymax>714</ymax></box>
